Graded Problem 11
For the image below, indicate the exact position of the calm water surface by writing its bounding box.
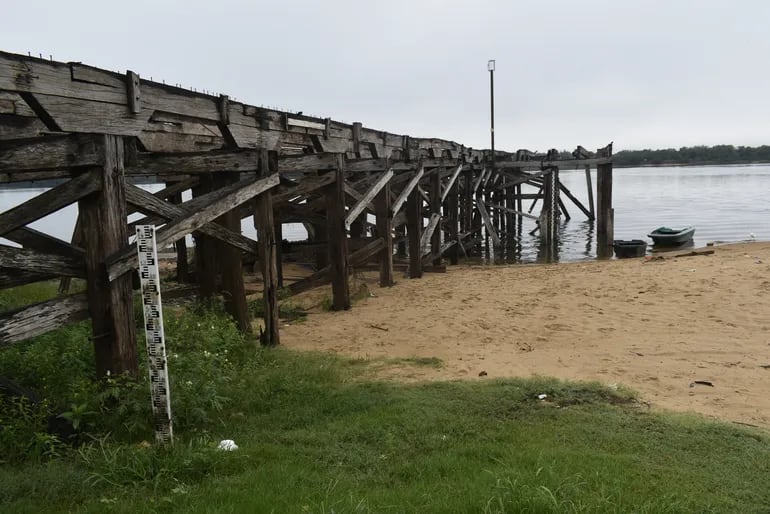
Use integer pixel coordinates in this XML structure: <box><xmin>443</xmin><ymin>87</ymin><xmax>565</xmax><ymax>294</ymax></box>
<box><xmin>1</xmin><ymin>164</ymin><xmax>767</xmax><ymax>263</ymax></box>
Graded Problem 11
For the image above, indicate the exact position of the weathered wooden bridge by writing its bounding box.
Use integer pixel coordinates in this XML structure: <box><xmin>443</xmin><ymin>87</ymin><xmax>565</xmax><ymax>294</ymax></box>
<box><xmin>0</xmin><ymin>50</ymin><xmax>613</xmax><ymax>378</ymax></box>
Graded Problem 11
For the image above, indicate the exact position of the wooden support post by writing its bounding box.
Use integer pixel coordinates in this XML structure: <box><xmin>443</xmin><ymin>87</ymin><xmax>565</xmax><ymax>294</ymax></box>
<box><xmin>396</xmin><ymin>225</ymin><xmax>407</xmax><ymax>257</ymax></box>
<box><xmin>447</xmin><ymin>179</ymin><xmax>459</xmax><ymax>265</ymax></box>
<box><xmin>255</xmin><ymin>149</ymin><xmax>280</xmax><ymax>344</ymax></box>
<box><xmin>505</xmin><ymin>180</ymin><xmax>515</xmax><ymax>232</ymax></box>
<box><xmin>325</xmin><ymin>157</ymin><xmax>351</xmax><ymax>309</ymax></box>
<box><xmin>274</xmin><ymin>219</ymin><xmax>284</xmax><ymax>288</ymax></box>
<box><xmin>78</xmin><ymin>135</ymin><xmax>137</xmax><ymax>378</ymax></box>
<box><xmin>213</xmin><ymin>173</ymin><xmax>251</xmax><ymax>333</ymax></box>
<box><xmin>166</xmin><ymin>185</ymin><xmax>189</xmax><ymax>283</ymax></box>
<box><xmin>462</xmin><ymin>169</ymin><xmax>473</xmax><ymax>234</ymax></box>
<box><xmin>375</xmin><ymin>182</ymin><xmax>394</xmax><ymax>287</ymax></box>
<box><xmin>596</xmin><ymin>162</ymin><xmax>614</xmax><ymax>259</ymax></box>
<box><xmin>474</xmin><ymin>174</ymin><xmax>484</xmax><ymax>251</ymax></box>
<box><xmin>406</xmin><ymin>181</ymin><xmax>423</xmax><ymax>279</ymax></box>
<box><xmin>313</xmin><ymin>223</ymin><xmax>328</xmax><ymax>269</ymax></box>
<box><xmin>59</xmin><ymin>214</ymin><xmax>82</xmax><ymax>294</ymax></box>
<box><xmin>430</xmin><ymin>171</ymin><xmax>442</xmax><ymax>267</ymax></box>
<box><xmin>541</xmin><ymin>168</ymin><xmax>560</xmax><ymax>254</ymax></box>
<box><xmin>192</xmin><ymin>175</ymin><xmax>219</xmax><ymax>298</ymax></box>
<box><xmin>585</xmin><ymin>164</ymin><xmax>595</xmax><ymax>219</ymax></box>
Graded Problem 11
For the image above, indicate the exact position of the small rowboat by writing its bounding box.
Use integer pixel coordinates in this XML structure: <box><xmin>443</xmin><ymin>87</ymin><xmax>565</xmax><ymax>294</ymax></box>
<box><xmin>613</xmin><ymin>239</ymin><xmax>647</xmax><ymax>258</ymax></box>
<box><xmin>647</xmin><ymin>226</ymin><xmax>695</xmax><ymax>246</ymax></box>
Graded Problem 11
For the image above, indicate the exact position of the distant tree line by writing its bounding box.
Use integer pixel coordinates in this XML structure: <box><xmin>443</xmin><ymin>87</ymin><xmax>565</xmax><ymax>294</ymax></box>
<box><xmin>612</xmin><ymin>145</ymin><xmax>770</xmax><ymax>167</ymax></box>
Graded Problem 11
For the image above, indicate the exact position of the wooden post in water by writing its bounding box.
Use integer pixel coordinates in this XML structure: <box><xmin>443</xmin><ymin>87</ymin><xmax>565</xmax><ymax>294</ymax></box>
<box><xmin>406</xmin><ymin>174</ymin><xmax>423</xmax><ymax>279</ymax></box>
<box><xmin>213</xmin><ymin>172</ymin><xmax>251</xmax><ymax>333</ymax></box>
<box><xmin>79</xmin><ymin>135</ymin><xmax>138</xmax><ymax>378</ymax></box>
<box><xmin>325</xmin><ymin>157</ymin><xmax>351</xmax><ymax>309</ymax></box>
<box><xmin>585</xmin><ymin>164</ymin><xmax>595</xmax><ymax>220</ymax></box>
<box><xmin>596</xmin><ymin>161</ymin><xmax>614</xmax><ymax>259</ymax></box>
<box><xmin>375</xmin><ymin>181</ymin><xmax>394</xmax><ymax>286</ymax></box>
<box><xmin>255</xmin><ymin>149</ymin><xmax>280</xmax><ymax>344</ymax></box>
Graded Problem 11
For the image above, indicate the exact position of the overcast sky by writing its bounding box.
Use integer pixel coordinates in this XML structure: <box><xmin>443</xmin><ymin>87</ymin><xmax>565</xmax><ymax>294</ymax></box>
<box><xmin>2</xmin><ymin>0</ymin><xmax>769</xmax><ymax>152</ymax></box>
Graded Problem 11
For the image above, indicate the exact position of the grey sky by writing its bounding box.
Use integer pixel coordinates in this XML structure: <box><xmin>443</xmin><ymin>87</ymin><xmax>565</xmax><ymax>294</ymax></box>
<box><xmin>2</xmin><ymin>0</ymin><xmax>769</xmax><ymax>152</ymax></box>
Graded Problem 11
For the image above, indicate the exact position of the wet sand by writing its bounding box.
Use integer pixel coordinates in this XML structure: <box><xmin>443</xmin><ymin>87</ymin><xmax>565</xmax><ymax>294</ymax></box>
<box><xmin>281</xmin><ymin>242</ymin><xmax>770</xmax><ymax>428</ymax></box>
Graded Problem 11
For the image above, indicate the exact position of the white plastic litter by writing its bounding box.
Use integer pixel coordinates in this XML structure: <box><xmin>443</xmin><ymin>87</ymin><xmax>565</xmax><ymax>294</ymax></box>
<box><xmin>537</xmin><ymin>394</ymin><xmax>548</xmax><ymax>400</ymax></box>
<box><xmin>217</xmin><ymin>439</ymin><xmax>239</xmax><ymax>451</ymax></box>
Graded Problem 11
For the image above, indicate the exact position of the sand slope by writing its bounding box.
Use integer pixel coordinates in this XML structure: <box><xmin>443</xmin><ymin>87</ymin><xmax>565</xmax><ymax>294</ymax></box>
<box><xmin>282</xmin><ymin>242</ymin><xmax>770</xmax><ymax>427</ymax></box>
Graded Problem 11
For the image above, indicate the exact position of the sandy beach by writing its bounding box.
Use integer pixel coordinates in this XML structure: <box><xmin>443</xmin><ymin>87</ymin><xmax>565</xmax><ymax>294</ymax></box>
<box><xmin>281</xmin><ymin>242</ymin><xmax>770</xmax><ymax>428</ymax></box>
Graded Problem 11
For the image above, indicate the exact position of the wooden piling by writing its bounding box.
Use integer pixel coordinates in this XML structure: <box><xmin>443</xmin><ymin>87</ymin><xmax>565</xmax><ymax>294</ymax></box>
<box><xmin>447</xmin><ymin>179</ymin><xmax>459</xmax><ymax>265</ymax></box>
<box><xmin>585</xmin><ymin>164</ymin><xmax>595</xmax><ymax>219</ymax></box>
<box><xmin>78</xmin><ymin>135</ymin><xmax>137</xmax><ymax>378</ymax></box>
<box><xmin>596</xmin><ymin>162</ymin><xmax>614</xmax><ymax>258</ymax></box>
<box><xmin>430</xmin><ymin>171</ymin><xmax>442</xmax><ymax>267</ymax></box>
<box><xmin>375</xmin><ymin>182</ymin><xmax>394</xmax><ymax>286</ymax></box>
<box><xmin>213</xmin><ymin>172</ymin><xmax>251</xmax><ymax>333</ymax></box>
<box><xmin>192</xmin><ymin>175</ymin><xmax>219</xmax><ymax>299</ymax></box>
<box><xmin>255</xmin><ymin>149</ymin><xmax>280</xmax><ymax>344</ymax></box>
<box><xmin>325</xmin><ymin>157</ymin><xmax>351</xmax><ymax>309</ymax></box>
<box><xmin>406</xmin><ymin>175</ymin><xmax>423</xmax><ymax>279</ymax></box>
<box><xmin>274</xmin><ymin>219</ymin><xmax>284</xmax><ymax>288</ymax></box>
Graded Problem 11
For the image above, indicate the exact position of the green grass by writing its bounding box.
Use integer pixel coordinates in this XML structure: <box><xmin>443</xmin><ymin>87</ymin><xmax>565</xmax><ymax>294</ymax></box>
<box><xmin>0</xmin><ymin>280</ymin><xmax>85</xmax><ymax>312</ymax></box>
<box><xmin>386</xmin><ymin>356</ymin><xmax>444</xmax><ymax>368</ymax></box>
<box><xmin>2</xmin><ymin>348</ymin><xmax>770</xmax><ymax>512</ymax></box>
<box><xmin>1</xmin><ymin>297</ymin><xmax>770</xmax><ymax>512</ymax></box>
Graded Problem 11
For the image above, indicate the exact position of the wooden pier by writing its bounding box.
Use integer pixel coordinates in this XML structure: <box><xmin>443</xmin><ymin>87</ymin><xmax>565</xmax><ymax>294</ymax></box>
<box><xmin>0</xmin><ymin>51</ymin><xmax>613</xmax><ymax>377</ymax></box>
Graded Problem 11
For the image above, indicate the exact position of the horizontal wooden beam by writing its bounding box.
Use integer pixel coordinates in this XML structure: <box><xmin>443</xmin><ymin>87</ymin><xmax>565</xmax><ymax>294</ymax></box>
<box><xmin>127</xmin><ymin>149</ymin><xmax>260</xmax><ymax>175</ymax></box>
<box><xmin>0</xmin><ymin>293</ymin><xmax>89</xmax><ymax>346</ymax></box>
<box><xmin>0</xmin><ymin>133</ymin><xmax>102</xmax><ymax>173</ymax></box>
<box><xmin>0</xmin><ymin>270</ymin><xmax>57</xmax><ymax>289</ymax></box>
<box><xmin>485</xmin><ymin>202</ymin><xmax>540</xmax><ymax>221</ymax></box>
<box><xmin>278</xmin><ymin>153</ymin><xmax>338</xmax><ymax>174</ymax></box>
<box><xmin>0</xmin><ymin>245</ymin><xmax>86</xmax><ymax>278</ymax></box>
<box><xmin>497</xmin><ymin>158</ymin><xmax>611</xmax><ymax>169</ymax></box>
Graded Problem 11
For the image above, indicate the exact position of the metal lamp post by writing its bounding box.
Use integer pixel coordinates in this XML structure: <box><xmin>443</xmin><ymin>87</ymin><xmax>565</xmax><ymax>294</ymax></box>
<box><xmin>488</xmin><ymin>59</ymin><xmax>495</xmax><ymax>169</ymax></box>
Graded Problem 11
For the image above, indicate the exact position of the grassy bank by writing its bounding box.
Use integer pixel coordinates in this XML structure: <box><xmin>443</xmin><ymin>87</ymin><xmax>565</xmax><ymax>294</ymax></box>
<box><xmin>1</xmin><ymin>285</ymin><xmax>769</xmax><ymax>512</ymax></box>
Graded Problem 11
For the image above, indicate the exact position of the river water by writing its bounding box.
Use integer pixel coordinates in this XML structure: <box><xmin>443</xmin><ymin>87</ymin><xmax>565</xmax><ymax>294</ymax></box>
<box><xmin>1</xmin><ymin>164</ymin><xmax>767</xmax><ymax>263</ymax></box>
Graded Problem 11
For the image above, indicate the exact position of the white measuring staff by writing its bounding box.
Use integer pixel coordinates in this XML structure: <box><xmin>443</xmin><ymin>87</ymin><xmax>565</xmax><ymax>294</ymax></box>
<box><xmin>136</xmin><ymin>225</ymin><xmax>173</xmax><ymax>445</ymax></box>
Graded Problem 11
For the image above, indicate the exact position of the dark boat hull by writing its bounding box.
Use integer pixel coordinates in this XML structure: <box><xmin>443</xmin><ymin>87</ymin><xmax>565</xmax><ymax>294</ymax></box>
<box><xmin>613</xmin><ymin>239</ymin><xmax>648</xmax><ymax>258</ymax></box>
<box><xmin>647</xmin><ymin>226</ymin><xmax>695</xmax><ymax>246</ymax></box>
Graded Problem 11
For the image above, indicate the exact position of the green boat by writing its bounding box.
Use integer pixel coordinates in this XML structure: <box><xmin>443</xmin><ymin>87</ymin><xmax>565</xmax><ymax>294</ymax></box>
<box><xmin>647</xmin><ymin>226</ymin><xmax>695</xmax><ymax>246</ymax></box>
